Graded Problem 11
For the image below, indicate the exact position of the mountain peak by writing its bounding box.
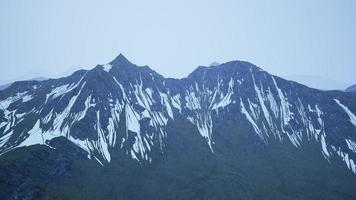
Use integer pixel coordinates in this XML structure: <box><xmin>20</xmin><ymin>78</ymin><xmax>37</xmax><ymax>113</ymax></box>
<box><xmin>209</xmin><ymin>62</ymin><xmax>221</xmax><ymax>67</ymax></box>
<box><xmin>187</xmin><ymin>60</ymin><xmax>263</xmax><ymax>80</ymax></box>
<box><xmin>110</xmin><ymin>53</ymin><xmax>133</xmax><ymax>66</ymax></box>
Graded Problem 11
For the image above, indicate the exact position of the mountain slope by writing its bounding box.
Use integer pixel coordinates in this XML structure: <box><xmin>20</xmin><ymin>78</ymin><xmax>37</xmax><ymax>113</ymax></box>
<box><xmin>0</xmin><ymin>83</ymin><xmax>11</xmax><ymax>91</ymax></box>
<box><xmin>1</xmin><ymin>54</ymin><xmax>356</xmax><ymax>199</ymax></box>
<box><xmin>346</xmin><ymin>84</ymin><xmax>356</xmax><ymax>93</ymax></box>
<box><xmin>0</xmin><ymin>77</ymin><xmax>48</xmax><ymax>91</ymax></box>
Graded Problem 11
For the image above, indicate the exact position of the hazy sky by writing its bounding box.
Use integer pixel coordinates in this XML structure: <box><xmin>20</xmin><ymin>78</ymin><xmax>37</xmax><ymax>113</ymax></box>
<box><xmin>0</xmin><ymin>0</ymin><xmax>355</xmax><ymax>87</ymax></box>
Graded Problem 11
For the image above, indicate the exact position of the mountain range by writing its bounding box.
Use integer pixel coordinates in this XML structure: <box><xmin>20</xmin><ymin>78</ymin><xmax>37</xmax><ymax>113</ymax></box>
<box><xmin>1</xmin><ymin>54</ymin><xmax>356</xmax><ymax>200</ymax></box>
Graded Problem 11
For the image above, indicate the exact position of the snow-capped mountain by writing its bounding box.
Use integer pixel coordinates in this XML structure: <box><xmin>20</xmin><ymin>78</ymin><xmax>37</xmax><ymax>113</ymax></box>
<box><xmin>1</xmin><ymin>54</ymin><xmax>356</xmax><ymax>199</ymax></box>
<box><xmin>1</xmin><ymin>54</ymin><xmax>356</xmax><ymax>171</ymax></box>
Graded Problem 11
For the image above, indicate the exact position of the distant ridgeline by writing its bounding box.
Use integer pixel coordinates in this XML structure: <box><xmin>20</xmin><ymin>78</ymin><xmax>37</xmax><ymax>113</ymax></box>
<box><xmin>0</xmin><ymin>77</ymin><xmax>48</xmax><ymax>91</ymax></box>
<box><xmin>346</xmin><ymin>84</ymin><xmax>356</xmax><ymax>93</ymax></box>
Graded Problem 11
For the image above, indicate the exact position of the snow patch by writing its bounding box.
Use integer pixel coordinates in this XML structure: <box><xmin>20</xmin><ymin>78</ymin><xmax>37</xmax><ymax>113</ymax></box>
<box><xmin>335</xmin><ymin>99</ymin><xmax>356</xmax><ymax>126</ymax></box>
<box><xmin>103</xmin><ymin>64</ymin><xmax>113</xmax><ymax>72</ymax></box>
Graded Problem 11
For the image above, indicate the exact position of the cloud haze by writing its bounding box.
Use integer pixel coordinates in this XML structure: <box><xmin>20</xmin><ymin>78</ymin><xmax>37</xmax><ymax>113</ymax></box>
<box><xmin>0</xmin><ymin>0</ymin><xmax>355</xmax><ymax>88</ymax></box>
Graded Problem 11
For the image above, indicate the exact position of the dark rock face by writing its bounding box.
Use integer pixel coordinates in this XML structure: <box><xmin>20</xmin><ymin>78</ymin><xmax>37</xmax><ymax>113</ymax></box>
<box><xmin>0</xmin><ymin>54</ymin><xmax>356</xmax><ymax>199</ymax></box>
<box><xmin>0</xmin><ymin>137</ymin><xmax>89</xmax><ymax>200</ymax></box>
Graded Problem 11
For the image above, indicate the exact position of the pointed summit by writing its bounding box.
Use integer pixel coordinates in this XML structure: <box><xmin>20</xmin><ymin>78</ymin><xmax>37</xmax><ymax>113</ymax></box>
<box><xmin>110</xmin><ymin>53</ymin><xmax>133</xmax><ymax>66</ymax></box>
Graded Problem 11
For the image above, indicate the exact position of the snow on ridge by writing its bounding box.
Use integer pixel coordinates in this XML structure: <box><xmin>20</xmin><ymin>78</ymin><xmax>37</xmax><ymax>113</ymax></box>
<box><xmin>211</xmin><ymin>77</ymin><xmax>234</xmax><ymax>111</ymax></box>
<box><xmin>187</xmin><ymin>110</ymin><xmax>214</xmax><ymax>152</ymax></box>
<box><xmin>272</xmin><ymin>77</ymin><xmax>292</xmax><ymax>126</ymax></box>
<box><xmin>337</xmin><ymin>148</ymin><xmax>356</xmax><ymax>174</ymax></box>
<box><xmin>171</xmin><ymin>94</ymin><xmax>182</xmax><ymax>112</ymax></box>
<box><xmin>0</xmin><ymin>131</ymin><xmax>13</xmax><ymax>150</ymax></box>
<box><xmin>185</xmin><ymin>90</ymin><xmax>201</xmax><ymax>110</ymax></box>
<box><xmin>125</xmin><ymin>104</ymin><xmax>140</xmax><ymax>135</ymax></box>
<box><xmin>239</xmin><ymin>76</ymin><xmax>338</xmax><ymax>163</ymax></box>
<box><xmin>18</xmin><ymin>120</ymin><xmax>44</xmax><ymax>148</ymax></box>
<box><xmin>266</xmin><ymin>88</ymin><xmax>278</xmax><ymax>118</ymax></box>
<box><xmin>46</xmin><ymin>75</ymin><xmax>85</xmax><ymax>102</ymax></box>
<box><xmin>346</xmin><ymin>139</ymin><xmax>356</xmax><ymax>153</ymax></box>
<box><xmin>159</xmin><ymin>91</ymin><xmax>174</xmax><ymax>119</ymax></box>
<box><xmin>1</xmin><ymin>69</ymin><xmax>239</xmax><ymax>163</ymax></box>
<box><xmin>0</xmin><ymin>92</ymin><xmax>28</xmax><ymax>109</ymax></box>
<box><xmin>113</xmin><ymin>76</ymin><xmax>127</xmax><ymax>99</ymax></box>
<box><xmin>240</xmin><ymin>98</ymin><xmax>263</xmax><ymax>139</ymax></box>
<box><xmin>252</xmin><ymin>75</ymin><xmax>272</xmax><ymax>126</ymax></box>
<box><xmin>334</xmin><ymin>99</ymin><xmax>356</xmax><ymax>126</ymax></box>
<box><xmin>238</xmin><ymin>78</ymin><xmax>356</xmax><ymax>174</ymax></box>
<box><xmin>1</xmin><ymin>67</ymin><xmax>356</xmax><ymax>175</ymax></box>
<box><xmin>22</xmin><ymin>94</ymin><xmax>33</xmax><ymax>103</ymax></box>
<box><xmin>103</xmin><ymin>64</ymin><xmax>113</xmax><ymax>72</ymax></box>
<box><xmin>320</xmin><ymin>134</ymin><xmax>330</xmax><ymax>159</ymax></box>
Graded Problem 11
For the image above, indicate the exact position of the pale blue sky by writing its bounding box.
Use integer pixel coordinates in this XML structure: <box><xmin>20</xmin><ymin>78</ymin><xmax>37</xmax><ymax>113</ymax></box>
<box><xmin>0</xmin><ymin>0</ymin><xmax>355</xmax><ymax>88</ymax></box>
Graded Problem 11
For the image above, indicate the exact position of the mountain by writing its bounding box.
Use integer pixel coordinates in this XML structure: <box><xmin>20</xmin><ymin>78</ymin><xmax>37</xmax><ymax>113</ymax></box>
<box><xmin>1</xmin><ymin>54</ymin><xmax>356</xmax><ymax>200</ymax></box>
<box><xmin>0</xmin><ymin>77</ymin><xmax>48</xmax><ymax>91</ymax></box>
<box><xmin>284</xmin><ymin>75</ymin><xmax>351</xmax><ymax>91</ymax></box>
<box><xmin>209</xmin><ymin>62</ymin><xmax>221</xmax><ymax>67</ymax></box>
<box><xmin>346</xmin><ymin>84</ymin><xmax>356</xmax><ymax>93</ymax></box>
<box><xmin>0</xmin><ymin>83</ymin><xmax>11</xmax><ymax>91</ymax></box>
